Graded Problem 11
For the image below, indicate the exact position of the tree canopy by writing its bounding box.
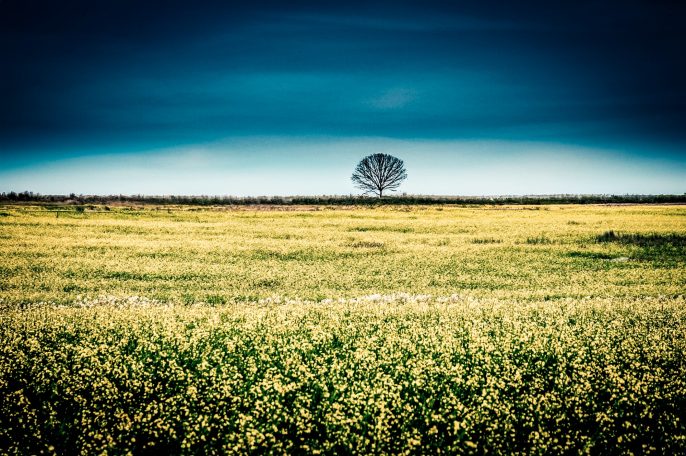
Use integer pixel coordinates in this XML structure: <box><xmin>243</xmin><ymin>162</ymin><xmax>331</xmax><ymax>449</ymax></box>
<box><xmin>351</xmin><ymin>153</ymin><xmax>407</xmax><ymax>198</ymax></box>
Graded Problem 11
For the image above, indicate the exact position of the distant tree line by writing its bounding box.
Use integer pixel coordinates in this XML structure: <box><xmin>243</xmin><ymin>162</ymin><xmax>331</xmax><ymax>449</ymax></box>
<box><xmin>2</xmin><ymin>191</ymin><xmax>685</xmax><ymax>206</ymax></box>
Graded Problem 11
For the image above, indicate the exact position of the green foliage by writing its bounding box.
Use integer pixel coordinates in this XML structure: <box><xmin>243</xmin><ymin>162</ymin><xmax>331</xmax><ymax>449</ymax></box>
<box><xmin>596</xmin><ymin>230</ymin><xmax>686</xmax><ymax>247</ymax></box>
<box><xmin>596</xmin><ymin>231</ymin><xmax>686</xmax><ymax>265</ymax></box>
<box><xmin>1</xmin><ymin>297</ymin><xmax>685</xmax><ymax>454</ymax></box>
<box><xmin>525</xmin><ymin>235</ymin><xmax>553</xmax><ymax>245</ymax></box>
<box><xmin>471</xmin><ymin>238</ymin><xmax>502</xmax><ymax>244</ymax></box>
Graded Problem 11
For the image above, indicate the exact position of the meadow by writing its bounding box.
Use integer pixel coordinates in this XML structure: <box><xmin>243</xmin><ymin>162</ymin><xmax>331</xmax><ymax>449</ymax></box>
<box><xmin>1</xmin><ymin>204</ymin><xmax>685</xmax><ymax>454</ymax></box>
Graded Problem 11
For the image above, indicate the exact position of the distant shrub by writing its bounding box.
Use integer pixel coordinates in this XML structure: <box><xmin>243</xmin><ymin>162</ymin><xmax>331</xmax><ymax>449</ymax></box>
<box><xmin>567</xmin><ymin>251</ymin><xmax>617</xmax><ymax>260</ymax></box>
<box><xmin>596</xmin><ymin>231</ymin><xmax>686</xmax><ymax>247</ymax></box>
<box><xmin>349</xmin><ymin>241</ymin><xmax>385</xmax><ymax>248</ymax></box>
<box><xmin>350</xmin><ymin>226</ymin><xmax>413</xmax><ymax>233</ymax></box>
<box><xmin>205</xmin><ymin>295</ymin><xmax>226</xmax><ymax>305</ymax></box>
<box><xmin>596</xmin><ymin>230</ymin><xmax>618</xmax><ymax>242</ymax></box>
<box><xmin>526</xmin><ymin>236</ymin><xmax>552</xmax><ymax>245</ymax></box>
<box><xmin>472</xmin><ymin>238</ymin><xmax>503</xmax><ymax>244</ymax></box>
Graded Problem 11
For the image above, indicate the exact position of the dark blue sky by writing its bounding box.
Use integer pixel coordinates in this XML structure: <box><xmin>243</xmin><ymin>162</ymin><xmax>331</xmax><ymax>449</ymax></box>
<box><xmin>1</xmin><ymin>1</ymin><xmax>685</xmax><ymax>194</ymax></box>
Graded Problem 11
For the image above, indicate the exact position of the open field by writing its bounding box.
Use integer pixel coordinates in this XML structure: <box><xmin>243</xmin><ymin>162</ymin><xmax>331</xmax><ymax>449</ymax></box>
<box><xmin>1</xmin><ymin>205</ymin><xmax>685</xmax><ymax>453</ymax></box>
<box><xmin>1</xmin><ymin>204</ymin><xmax>685</xmax><ymax>305</ymax></box>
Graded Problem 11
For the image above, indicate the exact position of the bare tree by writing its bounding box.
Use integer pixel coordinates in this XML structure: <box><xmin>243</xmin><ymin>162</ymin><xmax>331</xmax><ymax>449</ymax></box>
<box><xmin>351</xmin><ymin>153</ymin><xmax>407</xmax><ymax>198</ymax></box>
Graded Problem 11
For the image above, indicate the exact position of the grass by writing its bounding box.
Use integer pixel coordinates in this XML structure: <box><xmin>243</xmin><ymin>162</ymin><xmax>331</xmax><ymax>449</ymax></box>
<box><xmin>1</xmin><ymin>204</ymin><xmax>684</xmax><ymax>305</ymax></box>
<box><xmin>0</xmin><ymin>204</ymin><xmax>685</xmax><ymax>453</ymax></box>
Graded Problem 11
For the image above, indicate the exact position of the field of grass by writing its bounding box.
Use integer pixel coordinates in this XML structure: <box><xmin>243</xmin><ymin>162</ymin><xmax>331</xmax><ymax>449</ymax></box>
<box><xmin>1</xmin><ymin>204</ymin><xmax>685</xmax><ymax>453</ymax></box>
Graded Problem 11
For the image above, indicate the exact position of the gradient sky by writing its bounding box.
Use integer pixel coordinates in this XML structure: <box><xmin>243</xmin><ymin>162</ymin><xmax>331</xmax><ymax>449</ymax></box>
<box><xmin>1</xmin><ymin>0</ymin><xmax>685</xmax><ymax>195</ymax></box>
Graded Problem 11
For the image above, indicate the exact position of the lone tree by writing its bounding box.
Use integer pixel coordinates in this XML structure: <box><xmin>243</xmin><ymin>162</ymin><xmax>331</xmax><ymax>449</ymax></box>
<box><xmin>351</xmin><ymin>153</ymin><xmax>407</xmax><ymax>198</ymax></box>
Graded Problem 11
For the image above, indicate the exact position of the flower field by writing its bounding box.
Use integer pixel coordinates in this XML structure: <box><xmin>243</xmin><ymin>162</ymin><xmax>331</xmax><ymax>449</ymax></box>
<box><xmin>1</xmin><ymin>204</ymin><xmax>685</xmax><ymax>453</ymax></box>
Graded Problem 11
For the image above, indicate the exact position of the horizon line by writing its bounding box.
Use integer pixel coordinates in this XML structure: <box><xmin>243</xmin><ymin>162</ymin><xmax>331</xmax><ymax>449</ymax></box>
<box><xmin>2</xmin><ymin>191</ymin><xmax>685</xmax><ymax>199</ymax></box>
